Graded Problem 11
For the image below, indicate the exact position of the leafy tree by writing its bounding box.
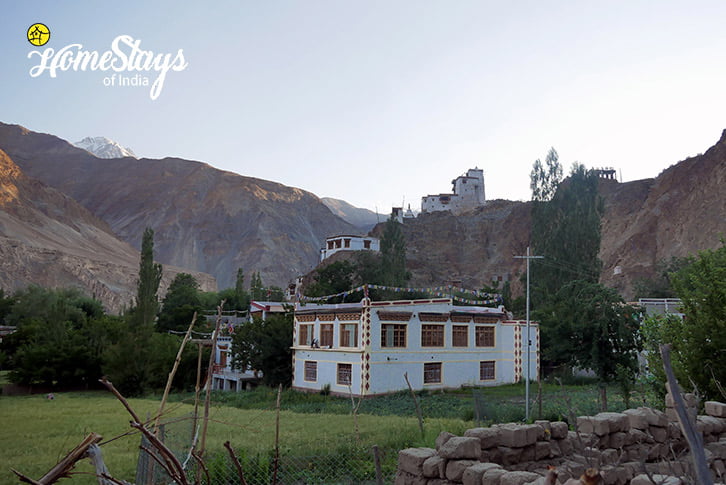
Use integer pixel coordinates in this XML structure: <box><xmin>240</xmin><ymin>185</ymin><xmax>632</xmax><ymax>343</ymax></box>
<box><xmin>666</xmin><ymin>243</ymin><xmax>726</xmax><ymax>399</ymax></box>
<box><xmin>157</xmin><ymin>273</ymin><xmax>201</xmax><ymax>333</ymax></box>
<box><xmin>249</xmin><ymin>271</ymin><xmax>264</xmax><ymax>300</ymax></box>
<box><xmin>305</xmin><ymin>260</ymin><xmax>356</xmax><ymax>300</ymax></box>
<box><xmin>530</xmin><ymin>147</ymin><xmax>563</xmax><ymax>202</ymax></box>
<box><xmin>231</xmin><ymin>311</ymin><xmax>293</xmax><ymax>386</ymax></box>
<box><xmin>234</xmin><ymin>268</ymin><xmax>250</xmax><ymax>310</ymax></box>
<box><xmin>640</xmin><ymin>313</ymin><xmax>687</xmax><ymax>400</ymax></box>
<box><xmin>380</xmin><ymin>216</ymin><xmax>410</xmax><ymax>287</ymax></box>
<box><xmin>136</xmin><ymin>227</ymin><xmax>162</xmax><ymax>328</ymax></box>
<box><xmin>543</xmin><ymin>281</ymin><xmax>641</xmax><ymax>408</ymax></box>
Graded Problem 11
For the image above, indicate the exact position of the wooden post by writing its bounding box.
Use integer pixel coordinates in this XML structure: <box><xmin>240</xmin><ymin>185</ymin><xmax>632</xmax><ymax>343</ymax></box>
<box><xmin>372</xmin><ymin>445</ymin><xmax>384</xmax><ymax>485</ymax></box>
<box><xmin>199</xmin><ymin>301</ymin><xmax>225</xmax><ymax>457</ymax></box>
<box><xmin>155</xmin><ymin>312</ymin><xmax>197</xmax><ymax>435</ymax></box>
<box><xmin>272</xmin><ymin>384</ymin><xmax>282</xmax><ymax>485</ymax></box>
<box><xmin>404</xmin><ymin>372</ymin><xmax>424</xmax><ymax>438</ymax></box>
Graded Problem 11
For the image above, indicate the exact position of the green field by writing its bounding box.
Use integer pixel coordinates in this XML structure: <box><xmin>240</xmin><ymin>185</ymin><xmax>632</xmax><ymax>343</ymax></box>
<box><xmin>1</xmin><ymin>381</ymin><xmax>660</xmax><ymax>484</ymax></box>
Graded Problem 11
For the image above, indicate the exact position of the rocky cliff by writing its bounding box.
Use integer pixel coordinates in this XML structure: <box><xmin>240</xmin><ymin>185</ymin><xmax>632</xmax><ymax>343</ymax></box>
<box><xmin>0</xmin><ymin>147</ymin><xmax>216</xmax><ymax>312</ymax></box>
<box><xmin>0</xmin><ymin>123</ymin><xmax>356</xmax><ymax>290</ymax></box>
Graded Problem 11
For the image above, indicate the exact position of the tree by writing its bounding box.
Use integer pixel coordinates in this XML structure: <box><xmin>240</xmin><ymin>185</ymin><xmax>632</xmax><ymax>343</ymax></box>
<box><xmin>530</xmin><ymin>147</ymin><xmax>563</xmax><ymax>202</ymax></box>
<box><xmin>633</xmin><ymin>256</ymin><xmax>690</xmax><ymax>299</ymax></box>
<box><xmin>544</xmin><ymin>281</ymin><xmax>641</xmax><ymax>409</ymax></box>
<box><xmin>136</xmin><ymin>227</ymin><xmax>162</xmax><ymax>328</ymax></box>
<box><xmin>231</xmin><ymin>311</ymin><xmax>293</xmax><ymax>386</ymax></box>
<box><xmin>157</xmin><ymin>273</ymin><xmax>201</xmax><ymax>333</ymax></box>
<box><xmin>666</xmin><ymin>243</ymin><xmax>726</xmax><ymax>399</ymax></box>
<box><xmin>305</xmin><ymin>260</ymin><xmax>356</xmax><ymax>300</ymax></box>
<box><xmin>234</xmin><ymin>268</ymin><xmax>250</xmax><ymax>310</ymax></box>
<box><xmin>249</xmin><ymin>271</ymin><xmax>264</xmax><ymax>301</ymax></box>
<box><xmin>380</xmin><ymin>216</ymin><xmax>410</xmax><ymax>287</ymax></box>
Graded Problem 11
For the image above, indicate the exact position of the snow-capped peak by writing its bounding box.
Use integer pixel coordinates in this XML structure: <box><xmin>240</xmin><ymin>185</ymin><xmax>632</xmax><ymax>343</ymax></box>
<box><xmin>74</xmin><ymin>136</ymin><xmax>137</xmax><ymax>159</ymax></box>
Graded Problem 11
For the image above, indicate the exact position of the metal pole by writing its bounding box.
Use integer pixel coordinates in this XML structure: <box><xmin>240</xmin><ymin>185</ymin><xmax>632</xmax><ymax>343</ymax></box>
<box><xmin>515</xmin><ymin>247</ymin><xmax>542</xmax><ymax>422</ymax></box>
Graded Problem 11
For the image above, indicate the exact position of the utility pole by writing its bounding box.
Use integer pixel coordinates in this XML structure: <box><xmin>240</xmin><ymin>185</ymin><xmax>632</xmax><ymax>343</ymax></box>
<box><xmin>514</xmin><ymin>247</ymin><xmax>543</xmax><ymax>421</ymax></box>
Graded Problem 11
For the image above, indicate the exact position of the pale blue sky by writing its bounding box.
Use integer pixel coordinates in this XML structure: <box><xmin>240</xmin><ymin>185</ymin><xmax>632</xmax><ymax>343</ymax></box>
<box><xmin>2</xmin><ymin>2</ymin><xmax>726</xmax><ymax>211</ymax></box>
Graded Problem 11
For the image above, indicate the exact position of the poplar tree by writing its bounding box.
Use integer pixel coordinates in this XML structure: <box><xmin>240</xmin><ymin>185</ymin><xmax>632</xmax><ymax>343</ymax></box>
<box><xmin>380</xmin><ymin>216</ymin><xmax>410</xmax><ymax>287</ymax></box>
<box><xmin>136</xmin><ymin>227</ymin><xmax>162</xmax><ymax>328</ymax></box>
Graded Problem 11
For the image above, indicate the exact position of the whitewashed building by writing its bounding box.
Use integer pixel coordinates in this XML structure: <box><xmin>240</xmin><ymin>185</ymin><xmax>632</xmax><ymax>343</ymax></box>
<box><xmin>320</xmin><ymin>234</ymin><xmax>380</xmax><ymax>262</ymax></box>
<box><xmin>421</xmin><ymin>168</ymin><xmax>486</xmax><ymax>214</ymax></box>
<box><xmin>292</xmin><ymin>298</ymin><xmax>539</xmax><ymax>397</ymax></box>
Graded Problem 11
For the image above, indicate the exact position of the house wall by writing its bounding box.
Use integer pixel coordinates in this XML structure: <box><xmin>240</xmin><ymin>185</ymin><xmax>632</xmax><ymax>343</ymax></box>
<box><xmin>320</xmin><ymin>236</ymin><xmax>380</xmax><ymax>262</ymax></box>
<box><xmin>421</xmin><ymin>168</ymin><xmax>485</xmax><ymax>214</ymax></box>
<box><xmin>291</xmin><ymin>299</ymin><xmax>539</xmax><ymax>397</ymax></box>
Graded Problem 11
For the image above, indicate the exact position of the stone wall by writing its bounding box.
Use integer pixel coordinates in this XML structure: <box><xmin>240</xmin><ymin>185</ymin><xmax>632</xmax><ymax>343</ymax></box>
<box><xmin>396</xmin><ymin>402</ymin><xmax>726</xmax><ymax>485</ymax></box>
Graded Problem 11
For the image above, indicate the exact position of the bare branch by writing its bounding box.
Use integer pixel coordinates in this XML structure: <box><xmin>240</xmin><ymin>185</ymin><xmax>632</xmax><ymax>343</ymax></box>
<box><xmin>99</xmin><ymin>378</ymin><xmax>142</xmax><ymax>424</ymax></box>
<box><xmin>224</xmin><ymin>441</ymin><xmax>248</xmax><ymax>485</ymax></box>
<box><xmin>191</xmin><ymin>451</ymin><xmax>210</xmax><ymax>485</ymax></box>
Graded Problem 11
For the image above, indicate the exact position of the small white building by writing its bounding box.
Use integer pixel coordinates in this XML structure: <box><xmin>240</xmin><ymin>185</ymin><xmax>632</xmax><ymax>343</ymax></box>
<box><xmin>421</xmin><ymin>168</ymin><xmax>486</xmax><ymax>214</ymax></box>
<box><xmin>292</xmin><ymin>298</ymin><xmax>539</xmax><ymax>397</ymax></box>
<box><xmin>212</xmin><ymin>335</ymin><xmax>261</xmax><ymax>391</ymax></box>
<box><xmin>320</xmin><ymin>234</ymin><xmax>380</xmax><ymax>262</ymax></box>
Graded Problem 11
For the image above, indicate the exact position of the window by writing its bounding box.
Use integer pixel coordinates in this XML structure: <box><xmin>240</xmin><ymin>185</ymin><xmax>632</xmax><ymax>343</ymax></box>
<box><xmin>452</xmin><ymin>325</ymin><xmax>468</xmax><ymax>347</ymax></box>
<box><xmin>340</xmin><ymin>323</ymin><xmax>358</xmax><ymax>347</ymax></box>
<box><xmin>364</xmin><ymin>240</ymin><xmax>371</xmax><ymax>249</ymax></box>
<box><xmin>320</xmin><ymin>324</ymin><xmax>333</xmax><ymax>348</ymax></box>
<box><xmin>299</xmin><ymin>324</ymin><xmax>313</xmax><ymax>346</ymax></box>
<box><xmin>335</xmin><ymin>239</ymin><xmax>342</xmax><ymax>248</ymax></box>
<box><xmin>381</xmin><ymin>324</ymin><xmax>407</xmax><ymax>347</ymax></box>
<box><xmin>327</xmin><ymin>240</ymin><xmax>334</xmax><ymax>250</ymax></box>
<box><xmin>304</xmin><ymin>361</ymin><xmax>317</xmax><ymax>382</ymax></box>
<box><xmin>480</xmin><ymin>361</ymin><xmax>495</xmax><ymax>381</ymax></box>
<box><xmin>344</xmin><ymin>239</ymin><xmax>351</xmax><ymax>248</ymax></box>
<box><xmin>421</xmin><ymin>325</ymin><xmax>444</xmax><ymax>347</ymax></box>
<box><xmin>424</xmin><ymin>363</ymin><xmax>442</xmax><ymax>384</ymax></box>
<box><xmin>337</xmin><ymin>363</ymin><xmax>352</xmax><ymax>385</ymax></box>
<box><xmin>475</xmin><ymin>326</ymin><xmax>495</xmax><ymax>347</ymax></box>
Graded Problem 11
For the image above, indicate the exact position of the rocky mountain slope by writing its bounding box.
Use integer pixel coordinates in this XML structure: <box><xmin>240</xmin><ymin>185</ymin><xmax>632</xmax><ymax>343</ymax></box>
<box><xmin>0</xmin><ymin>123</ymin><xmax>356</xmax><ymax>289</ymax></box>
<box><xmin>0</xmin><ymin>147</ymin><xmax>216</xmax><ymax>313</ymax></box>
<box><xmin>321</xmin><ymin>197</ymin><xmax>381</xmax><ymax>232</ymax></box>
<box><xmin>74</xmin><ymin>136</ymin><xmax>137</xmax><ymax>159</ymax></box>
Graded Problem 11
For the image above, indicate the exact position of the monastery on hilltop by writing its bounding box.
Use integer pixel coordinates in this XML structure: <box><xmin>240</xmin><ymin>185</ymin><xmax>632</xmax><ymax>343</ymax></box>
<box><xmin>421</xmin><ymin>168</ymin><xmax>485</xmax><ymax>214</ymax></box>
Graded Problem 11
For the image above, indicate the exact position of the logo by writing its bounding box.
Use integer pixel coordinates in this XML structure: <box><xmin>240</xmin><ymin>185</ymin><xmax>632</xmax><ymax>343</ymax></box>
<box><xmin>27</xmin><ymin>23</ymin><xmax>50</xmax><ymax>46</ymax></box>
<box><xmin>27</xmin><ymin>32</ymin><xmax>189</xmax><ymax>100</ymax></box>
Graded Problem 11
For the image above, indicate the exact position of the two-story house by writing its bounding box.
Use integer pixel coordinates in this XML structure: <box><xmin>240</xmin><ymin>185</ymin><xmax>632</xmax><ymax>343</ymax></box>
<box><xmin>292</xmin><ymin>298</ymin><xmax>539</xmax><ymax>397</ymax></box>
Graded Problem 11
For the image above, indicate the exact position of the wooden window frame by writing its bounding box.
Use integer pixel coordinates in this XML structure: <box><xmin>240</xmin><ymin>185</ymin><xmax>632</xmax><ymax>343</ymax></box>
<box><xmin>337</xmin><ymin>363</ymin><xmax>352</xmax><ymax>386</ymax></box>
<box><xmin>479</xmin><ymin>361</ymin><xmax>495</xmax><ymax>381</ymax></box>
<box><xmin>421</xmin><ymin>324</ymin><xmax>444</xmax><ymax>347</ymax></box>
<box><xmin>339</xmin><ymin>323</ymin><xmax>358</xmax><ymax>348</ymax></box>
<box><xmin>452</xmin><ymin>325</ymin><xmax>468</xmax><ymax>347</ymax></box>
<box><xmin>304</xmin><ymin>361</ymin><xmax>317</xmax><ymax>382</ymax></box>
<box><xmin>475</xmin><ymin>326</ymin><xmax>495</xmax><ymax>347</ymax></box>
<box><xmin>381</xmin><ymin>324</ymin><xmax>407</xmax><ymax>348</ymax></box>
<box><xmin>320</xmin><ymin>323</ymin><xmax>333</xmax><ymax>348</ymax></box>
<box><xmin>299</xmin><ymin>324</ymin><xmax>313</xmax><ymax>346</ymax></box>
<box><xmin>423</xmin><ymin>362</ymin><xmax>442</xmax><ymax>384</ymax></box>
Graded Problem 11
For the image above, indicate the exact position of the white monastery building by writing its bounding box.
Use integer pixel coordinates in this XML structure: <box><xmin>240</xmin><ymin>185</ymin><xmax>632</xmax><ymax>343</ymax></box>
<box><xmin>421</xmin><ymin>168</ymin><xmax>486</xmax><ymax>214</ymax></box>
<box><xmin>320</xmin><ymin>234</ymin><xmax>380</xmax><ymax>262</ymax></box>
<box><xmin>292</xmin><ymin>298</ymin><xmax>539</xmax><ymax>397</ymax></box>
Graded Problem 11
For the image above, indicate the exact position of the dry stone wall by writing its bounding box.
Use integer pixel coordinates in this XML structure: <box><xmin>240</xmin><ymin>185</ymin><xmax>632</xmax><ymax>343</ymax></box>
<box><xmin>396</xmin><ymin>402</ymin><xmax>726</xmax><ymax>485</ymax></box>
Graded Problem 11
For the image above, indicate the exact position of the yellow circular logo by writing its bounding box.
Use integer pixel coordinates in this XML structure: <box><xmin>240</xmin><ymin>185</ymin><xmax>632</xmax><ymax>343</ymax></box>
<box><xmin>27</xmin><ymin>23</ymin><xmax>50</xmax><ymax>46</ymax></box>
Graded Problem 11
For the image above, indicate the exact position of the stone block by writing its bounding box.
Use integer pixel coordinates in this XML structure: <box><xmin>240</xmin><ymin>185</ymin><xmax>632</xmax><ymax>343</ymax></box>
<box><xmin>609</xmin><ymin>431</ymin><xmax>626</xmax><ymax>449</ymax></box>
<box><xmin>713</xmin><ymin>458</ymin><xmax>726</xmax><ymax>477</ymax></box>
<box><xmin>445</xmin><ymin>459</ymin><xmax>477</xmax><ymax>482</ymax></box>
<box><xmin>644</xmin><ymin>407</ymin><xmax>669</xmax><ymax>427</ymax></box>
<box><xmin>702</xmin><ymin>415</ymin><xmax>725</xmax><ymax>434</ymax></box>
<box><xmin>498</xmin><ymin>471</ymin><xmax>542</xmax><ymax>485</ymax></box>
<box><xmin>557</xmin><ymin>437</ymin><xmax>573</xmax><ymax>456</ymax></box>
<box><xmin>534</xmin><ymin>441</ymin><xmax>551</xmax><ymax>461</ymax></box>
<box><xmin>598</xmin><ymin>433</ymin><xmax>610</xmax><ymax>449</ymax></box>
<box><xmin>625</xmin><ymin>445</ymin><xmax>648</xmax><ymax>462</ymax></box>
<box><xmin>623</xmin><ymin>409</ymin><xmax>649</xmax><ymax>430</ymax></box>
<box><xmin>462</xmin><ymin>462</ymin><xmax>502</xmax><ymax>485</ymax></box>
<box><xmin>422</xmin><ymin>455</ymin><xmax>446</xmax><ymax>478</ymax></box>
<box><xmin>497</xmin><ymin>446</ymin><xmax>523</xmax><ymax>466</ymax></box>
<box><xmin>596</xmin><ymin>412</ymin><xmax>631</xmax><ymax>432</ymax></box>
<box><xmin>436</xmin><ymin>431</ymin><xmax>456</xmax><ymax>450</ymax></box>
<box><xmin>394</xmin><ymin>470</ymin><xmax>428</xmax><ymax>485</ymax></box>
<box><xmin>550</xmin><ymin>421</ymin><xmax>569</xmax><ymax>439</ymax></box>
<box><xmin>600</xmin><ymin>465</ymin><xmax>626</xmax><ymax>485</ymax></box>
<box><xmin>668</xmin><ymin>422</ymin><xmax>683</xmax><ymax>439</ymax></box>
<box><xmin>577</xmin><ymin>415</ymin><xmax>610</xmax><ymax>436</ymax></box>
<box><xmin>647</xmin><ymin>442</ymin><xmax>668</xmax><ymax>460</ymax></box>
<box><xmin>482</xmin><ymin>467</ymin><xmax>508</xmax><ymax>485</ymax></box>
<box><xmin>631</xmin><ymin>474</ymin><xmax>682</xmax><ymax>485</ymax></box>
<box><xmin>465</xmin><ymin>427</ymin><xmax>502</xmax><ymax>449</ymax></box>
<box><xmin>621</xmin><ymin>462</ymin><xmax>641</xmax><ymax>481</ymax></box>
<box><xmin>534</xmin><ymin>420</ymin><xmax>551</xmax><ymax>440</ymax></box>
<box><xmin>439</xmin><ymin>436</ymin><xmax>481</xmax><ymax>460</ymax></box>
<box><xmin>520</xmin><ymin>444</ymin><xmax>535</xmax><ymax>462</ymax></box>
<box><xmin>707</xmin><ymin>439</ymin><xmax>726</xmax><ymax>460</ymax></box>
<box><xmin>481</xmin><ymin>447</ymin><xmax>502</xmax><ymax>464</ymax></box>
<box><xmin>698</xmin><ymin>415</ymin><xmax>716</xmax><ymax>435</ymax></box>
<box><xmin>650</xmin><ymin>425</ymin><xmax>668</xmax><ymax>443</ymax></box>
<box><xmin>398</xmin><ymin>448</ymin><xmax>437</xmax><ymax>476</ymax></box>
<box><xmin>684</xmin><ymin>392</ymin><xmax>698</xmax><ymax>408</ymax></box>
<box><xmin>665</xmin><ymin>408</ymin><xmax>679</xmax><ymax>422</ymax></box>
<box><xmin>706</xmin><ymin>401</ymin><xmax>726</xmax><ymax>418</ymax></box>
<box><xmin>497</xmin><ymin>424</ymin><xmax>539</xmax><ymax>448</ymax></box>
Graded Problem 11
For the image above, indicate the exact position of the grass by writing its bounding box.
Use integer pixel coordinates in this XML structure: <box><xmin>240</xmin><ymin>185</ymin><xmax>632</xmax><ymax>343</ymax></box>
<box><xmin>1</xmin><ymin>380</ymin><xmax>662</xmax><ymax>484</ymax></box>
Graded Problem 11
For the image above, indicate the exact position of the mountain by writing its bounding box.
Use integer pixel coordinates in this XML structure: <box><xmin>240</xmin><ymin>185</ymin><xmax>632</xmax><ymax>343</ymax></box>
<box><xmin>321</xmin><ymin>197</ymin><xmax>381</xmax><ymax>232</ymax></box>
<box><xmin>74</xmin><ymin>136</ymin><xmax>137</xmax><ymax>159</ymax></box>
<box><xmin>0</xmin><ymin>123</ymin><xmax>356</xmax><ymax>290</ymax></box>
<box><xmin>0</xmin><ymin>146</ymin><xmax>216</xmax><ymax>313</ymax></box>
<box><xmin>364</xmin><ymin>132</ymin><xmax>726</xmax><ymax>300</ymax></box>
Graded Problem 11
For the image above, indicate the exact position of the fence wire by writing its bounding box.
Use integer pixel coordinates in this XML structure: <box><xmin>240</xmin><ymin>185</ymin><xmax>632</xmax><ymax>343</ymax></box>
<box><xmin>134</xmin><ymin>414</ymin><xmax>398</xmax><ymax>485</ymax></box>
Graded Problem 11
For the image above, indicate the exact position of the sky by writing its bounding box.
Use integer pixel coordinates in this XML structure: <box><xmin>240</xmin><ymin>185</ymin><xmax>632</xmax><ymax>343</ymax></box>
<box><xmin>2</xmin><ymin>1</ymin><xmax>726</xmax><ymax>212</ymax></box>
